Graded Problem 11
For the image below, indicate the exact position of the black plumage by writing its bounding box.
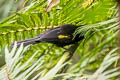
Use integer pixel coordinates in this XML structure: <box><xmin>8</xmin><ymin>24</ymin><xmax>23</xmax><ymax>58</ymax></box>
<box><xmin>11</xmin><ymin>24</ymin><xmax>84</xmax><ymax>48</ymax></box>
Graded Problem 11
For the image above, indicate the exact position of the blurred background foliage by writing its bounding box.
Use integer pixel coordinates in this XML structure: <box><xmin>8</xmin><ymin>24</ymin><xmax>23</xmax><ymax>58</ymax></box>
<box><xmin>0</xmin><ymin>0</ymin><xmax>120</xmax><ymax>80</ymax></box>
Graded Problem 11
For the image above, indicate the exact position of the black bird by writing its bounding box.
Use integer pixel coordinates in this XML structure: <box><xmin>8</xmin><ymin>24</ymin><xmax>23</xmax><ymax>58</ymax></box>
<box><xmin>11</xmin><ymin>24</ymin><xmax>84</xmax><ymax>48</ymax></box>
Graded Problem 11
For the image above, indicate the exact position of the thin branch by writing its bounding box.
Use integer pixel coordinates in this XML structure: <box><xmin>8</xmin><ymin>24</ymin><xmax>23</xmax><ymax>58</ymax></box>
<box><xmin>6</xmin><ymin>65</ymin><xmax>10</xmax><ymax>80</ymax></box>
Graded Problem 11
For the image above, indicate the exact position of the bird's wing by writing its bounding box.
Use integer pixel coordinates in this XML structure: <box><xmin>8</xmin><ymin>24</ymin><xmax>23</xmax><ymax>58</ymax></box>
<box><xmin>35</xmin><ymin>27</ymin><xmax>60</xmax><ymax>41</ymax></box>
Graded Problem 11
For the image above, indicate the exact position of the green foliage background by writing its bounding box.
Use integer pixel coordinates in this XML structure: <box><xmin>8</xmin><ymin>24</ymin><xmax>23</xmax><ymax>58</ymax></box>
<box><xmin>0</xmin><ymin>0</ymin><xmax>119</xmax><ymax>80</ymax></box>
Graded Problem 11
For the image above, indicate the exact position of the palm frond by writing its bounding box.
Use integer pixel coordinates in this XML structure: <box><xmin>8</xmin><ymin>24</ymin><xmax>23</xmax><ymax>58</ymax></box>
<box><xmin>0</xmin><ymin>43</ymin><xmax>70</xmax><ymax>80</ymax></box>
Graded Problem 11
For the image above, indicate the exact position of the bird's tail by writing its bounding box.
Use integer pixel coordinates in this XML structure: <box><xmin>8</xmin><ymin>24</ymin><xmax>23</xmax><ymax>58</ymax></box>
<box><xmin>10</xmin><ymin>38</ymin><xmax>38</xmax><ymax>49</ymax></box>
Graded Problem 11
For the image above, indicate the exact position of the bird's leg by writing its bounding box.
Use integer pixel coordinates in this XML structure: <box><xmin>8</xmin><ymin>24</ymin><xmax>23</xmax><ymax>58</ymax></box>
<box><xmin>63</xmin><ymin>47</ymin><xmax>73</xmax><ymax>56</ymax></box>
<box><xmin>60</xmin><ymin>44</ymin><xmax>79</xmax><ymax>73</ymax></box>
<box><xmin>59</xmin><ymin>47</ymin><xmax>74</xmax><ymax>73</ymax></box>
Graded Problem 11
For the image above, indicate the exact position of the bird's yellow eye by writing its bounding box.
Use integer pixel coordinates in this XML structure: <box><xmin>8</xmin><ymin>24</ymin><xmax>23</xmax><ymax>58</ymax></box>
<box><xmin>58</xmin><ymin>35</ymin><xmax>70</xmax><ymax>39</ymax></box>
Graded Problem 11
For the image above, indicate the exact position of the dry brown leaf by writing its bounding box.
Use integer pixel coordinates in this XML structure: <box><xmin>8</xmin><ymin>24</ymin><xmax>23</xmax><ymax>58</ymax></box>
<box><xmin>46</xmin><ymin>0</ymin><xmax>60</xmax><ymax>12</ymax></box>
